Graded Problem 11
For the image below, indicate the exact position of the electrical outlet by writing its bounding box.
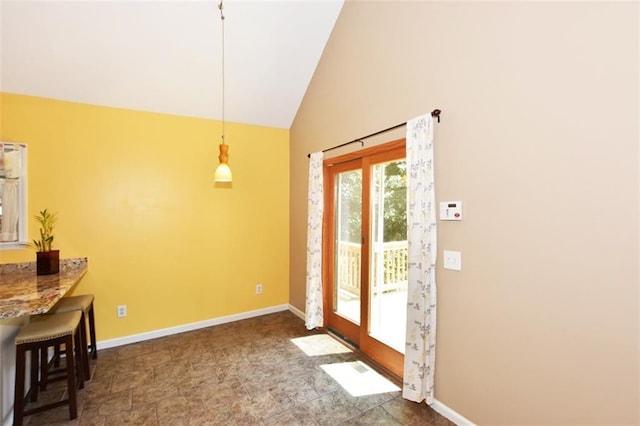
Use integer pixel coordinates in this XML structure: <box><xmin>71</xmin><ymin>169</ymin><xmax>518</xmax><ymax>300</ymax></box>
<box><xmin>256</xmin><ymin>284</ymin><xmax>263</xmax><ymax>295</ymax></box>
<box><xmin>117</xmin><ymin>305</ymin><xmax>127</xmax><ymax>318</ymax></box>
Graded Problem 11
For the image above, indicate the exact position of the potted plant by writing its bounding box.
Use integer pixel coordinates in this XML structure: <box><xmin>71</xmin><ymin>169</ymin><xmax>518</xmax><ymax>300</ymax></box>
<box><xmin>33</xmin><ymin>209</ymin><xmax>59</xmax><ymax>275</ymax></box>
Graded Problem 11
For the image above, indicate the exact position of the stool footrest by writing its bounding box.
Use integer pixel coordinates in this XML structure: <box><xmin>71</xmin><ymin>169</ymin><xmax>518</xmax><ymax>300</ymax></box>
<box><xmin>23</xmin><ymin>398</ymin><xmax>76</xmax><ymax>419</ymax></box>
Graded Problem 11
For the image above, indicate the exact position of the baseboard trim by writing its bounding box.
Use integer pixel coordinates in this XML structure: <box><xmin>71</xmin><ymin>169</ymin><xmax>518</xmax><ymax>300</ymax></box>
<box><xmin>431</xmin><ymin>399</ymin><xmax>475</xmax><ymax>426</ymax></box>
<box><xmin>97</xmin><ymin>304</ymin><xmax>290</xmax><ymax>350</ymax></box>
<box><xmin>288</xmin><ymin>304</ymin><xmax>305</xmax><ymax>321</ymax></box>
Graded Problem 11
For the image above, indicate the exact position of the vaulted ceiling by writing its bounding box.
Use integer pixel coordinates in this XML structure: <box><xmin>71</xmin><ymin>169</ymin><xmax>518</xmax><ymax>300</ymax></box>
<box><xmin>0</xmin><ymin>0</ymin><xmax>344</xmax><ymax>129</ymax></box>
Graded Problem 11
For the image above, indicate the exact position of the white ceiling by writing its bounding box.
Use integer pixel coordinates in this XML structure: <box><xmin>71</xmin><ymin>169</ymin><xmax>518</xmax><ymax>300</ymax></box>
<box><xmin>0</xmin><ymin>0</ymin><xmax>344</xmax><ymax>129</ymax></box>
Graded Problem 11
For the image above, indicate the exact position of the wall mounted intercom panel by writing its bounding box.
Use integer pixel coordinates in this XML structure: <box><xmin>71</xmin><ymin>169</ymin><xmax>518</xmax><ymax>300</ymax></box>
<box><xmin>439</xmin><ymin>201</ymin><xmax>462</xmax><ymax>221</ymax></box>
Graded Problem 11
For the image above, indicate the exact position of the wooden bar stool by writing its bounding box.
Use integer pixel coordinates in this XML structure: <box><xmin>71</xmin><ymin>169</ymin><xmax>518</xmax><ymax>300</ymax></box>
<box><xmin>13</xmin><ymin>310</ymin><xmax>84</xmax><ymax>426</ymax></box>
<box><xmin>48</xmin><ymin>294</ymin><xmax>97</xmax><ymax>381</ymax></box>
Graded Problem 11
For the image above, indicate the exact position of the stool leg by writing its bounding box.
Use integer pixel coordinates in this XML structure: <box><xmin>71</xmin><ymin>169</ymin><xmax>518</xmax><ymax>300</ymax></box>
<box><xmin>78</xmin><ymin>312</ymin><xmax>90</xmax><ymax>381</ymax></box>
<box><xmin>74</xmin><ymin>326</ymin><xmax>84</xmax><ymax>390</ymax></box>
<box><xmin>88</xmin><ymin>304</ymin><xmax>97</xmax><ymax>360</ymax></box>
<box><xmin>53</xmin><ymin>343</ymin><xmax>61</xmax><ymax>368</ymax></box>
<box><xmin>39</xmin><ymin>346</ymin><xmax>48</xmax><ymax>392</ymax></box>
<box><xmin>14</xmin><ymin>344</ymin><xmax>26</xmax><ymax>426</ymax></box>
<box><xmin>64</xmin><ymin>334</ymin><xmax>78</xmax><ymax>420</ymax></box>
<box><xmin>29</xmin><ymin>349</ymin><xmax>39</xmax><ymax>402</ymax></box>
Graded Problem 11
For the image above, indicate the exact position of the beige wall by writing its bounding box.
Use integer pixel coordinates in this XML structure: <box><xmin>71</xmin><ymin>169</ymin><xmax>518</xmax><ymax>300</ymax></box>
<box><xmin>290</xmin><ymin>1</ymin><xmax>638</xmax><ymax>424</ymax></box>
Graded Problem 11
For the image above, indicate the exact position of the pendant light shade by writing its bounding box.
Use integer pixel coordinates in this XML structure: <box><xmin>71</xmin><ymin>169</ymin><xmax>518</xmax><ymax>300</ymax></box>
<box><xmin>214</xmin><ymin>163</ymin><xmax>232</xmax><ymax>183</ymax></box>
<box><xmin>214</xmin><ymin>0</ymin><xmax>232</xmax><ymax>183</ymax></box>
<box><xmin>214</xmin><ymin>142</ymin><xmax>232</xmax><ymax>182</ymax></box>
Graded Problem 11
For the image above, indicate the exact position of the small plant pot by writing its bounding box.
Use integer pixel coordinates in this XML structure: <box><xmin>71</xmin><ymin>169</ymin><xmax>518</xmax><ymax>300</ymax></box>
<box><xmin>36</xmin><ymin>250</ymin><xmax>60</xmax><ymax>275</ymax></box>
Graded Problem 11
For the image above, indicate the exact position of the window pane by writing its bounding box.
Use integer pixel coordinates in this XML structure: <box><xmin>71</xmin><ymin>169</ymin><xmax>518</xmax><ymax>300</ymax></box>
<box><xmin>334</xmin><ymin>169</ymin><xmax>362</xmax><ymax>324</ymax></box>
<box><xmin>0</xmin><ymin>143</ymin><xmax>27</xmax><ymax>246</ymax></box>
<box><xmin>369</xmin><ymin>159</ymin><xmax>407</xmax><ymax>353</ymax></box>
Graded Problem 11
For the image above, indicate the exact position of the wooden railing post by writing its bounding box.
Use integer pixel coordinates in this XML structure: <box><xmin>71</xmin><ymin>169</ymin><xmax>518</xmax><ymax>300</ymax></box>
<box><xmin>336</xmin><ymin>240</ymin><xmax>408</xmax><ymax>298</ymax></box>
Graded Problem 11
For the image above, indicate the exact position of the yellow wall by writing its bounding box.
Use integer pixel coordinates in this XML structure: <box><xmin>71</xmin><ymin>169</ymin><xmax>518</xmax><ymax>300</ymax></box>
<box><xmin>1</xmin><ymin>93</ymin><xmax>289</xmax><ymax>340</ymax></box>
<box><xmin>291</xmin><ymin>1</ymin><xmax>638</xmax><ymax>425</ymax></box>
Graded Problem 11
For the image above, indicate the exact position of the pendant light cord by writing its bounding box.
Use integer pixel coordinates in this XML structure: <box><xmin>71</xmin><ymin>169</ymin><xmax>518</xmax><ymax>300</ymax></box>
<box><xmin>219</xmin><ymin>0</ymin><xmax>225</xmax><ymax>145</ymax></box>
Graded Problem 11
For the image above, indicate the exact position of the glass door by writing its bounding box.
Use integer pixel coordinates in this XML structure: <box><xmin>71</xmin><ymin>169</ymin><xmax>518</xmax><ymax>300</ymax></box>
<box><xmin>325</xmin><ymin>159</ymin><xmax>363</xmax><ymax>346</ymax></box>
<box><xmin>367</xmin><ymin>158</ymin><xmax>407</xmax><ymax>353</ymax></box>
<box><xmin>334</xmin><ymin>167</ymin><xmax>362</xmax><ymax>325</ymax></box>
<box><xmin>324</xmin><ymin>140</ymin><xmax>407</xmax><ymax>378</ymax></box>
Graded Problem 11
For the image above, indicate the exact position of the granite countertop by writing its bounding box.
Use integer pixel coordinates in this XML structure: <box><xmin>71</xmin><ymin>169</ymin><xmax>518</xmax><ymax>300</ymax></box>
<box><xmin>0</xmin><ymin>257</ymin><xmax>88</xmax><ymax>319</ymax></box>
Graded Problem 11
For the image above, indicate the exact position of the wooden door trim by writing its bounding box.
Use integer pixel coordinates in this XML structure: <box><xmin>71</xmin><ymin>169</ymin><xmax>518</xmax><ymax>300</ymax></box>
<box><xmin>359</xmin><ymin>143</ymin><xmax>406</xmax><ymax>378</ymax></box>
<box><xmin>324</xmin><ymin>139</ymin><xmax>405</xmax><ymax>167</ymax></box>
<box><xmin>322</xmin><ymin>138</ymin><xmax>407</xmax><ymax>378</ymax></box>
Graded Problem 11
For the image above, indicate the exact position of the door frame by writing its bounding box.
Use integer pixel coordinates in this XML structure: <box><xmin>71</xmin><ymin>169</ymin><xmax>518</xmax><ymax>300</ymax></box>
<box><xmin>322</xmin><ymin>138</ymin><xmax>406</xmax><ymax>377</ymax></box>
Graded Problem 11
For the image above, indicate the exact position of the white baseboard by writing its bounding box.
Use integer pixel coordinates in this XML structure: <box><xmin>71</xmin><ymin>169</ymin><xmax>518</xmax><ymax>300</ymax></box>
<box><xmin>97</xmin><ymin>304</ymin><xmax>290</xmax><ymax>350</ymax></box>
<box><xmin>288</xmin><ymin>304</ymin><xmax>305</xmax><ymax>321</ymax></box>
<box><xmin>431</xmin><ymin>399</ymin><xmax>475</xmax><ymax>426</ymax></box>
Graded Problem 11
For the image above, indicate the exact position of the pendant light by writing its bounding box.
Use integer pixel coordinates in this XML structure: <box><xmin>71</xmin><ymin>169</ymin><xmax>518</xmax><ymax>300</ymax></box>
<box><xmin>214</xmin><ymin>0</ymin><xmax>232</xmax><ymax>183</ymax></box>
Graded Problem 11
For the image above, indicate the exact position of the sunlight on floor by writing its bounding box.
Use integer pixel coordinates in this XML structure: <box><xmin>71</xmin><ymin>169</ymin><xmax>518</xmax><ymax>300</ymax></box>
<box><xmin>290</xmin><ymin>335</ymin><xmax>352</xmax><ymax>356</ymax></box>
<box><xmin>320</xmin><ymin>361</ymin><xmax>400</xmax><ymax>397</ymax></box>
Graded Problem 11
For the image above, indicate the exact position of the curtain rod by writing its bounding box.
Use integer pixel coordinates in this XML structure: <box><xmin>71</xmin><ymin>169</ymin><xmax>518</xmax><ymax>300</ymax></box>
<box><xmin>307</xmin><ymin>109</ymin><xmax>441</xmax><ymax>158</ymax></box>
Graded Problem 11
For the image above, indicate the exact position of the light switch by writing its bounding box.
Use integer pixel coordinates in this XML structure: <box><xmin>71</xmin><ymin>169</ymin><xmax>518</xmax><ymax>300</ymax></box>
<box><xmin>443</xmin><ymin>250</ymin><xmax>462</xmax><ymax>271</ymax></box>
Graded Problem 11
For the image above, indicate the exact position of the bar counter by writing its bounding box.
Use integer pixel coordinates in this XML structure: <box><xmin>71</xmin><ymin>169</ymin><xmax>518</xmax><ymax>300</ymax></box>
<box><xmin>0</xmin><ymin>257</ymin><xmax>88</xmax><ymax>319</ymax></box>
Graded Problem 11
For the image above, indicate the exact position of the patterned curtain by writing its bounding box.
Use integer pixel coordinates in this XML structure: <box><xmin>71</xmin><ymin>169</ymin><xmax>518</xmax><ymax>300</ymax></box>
<box><xmin>403</xmin><ymin>114</ymin><xmax>437</xmax><ymax>404</ymax></box>
<box><xmin>305</xmin><ymin>152</ymin><xmax>324</xmax><ymax>330</ymax></box>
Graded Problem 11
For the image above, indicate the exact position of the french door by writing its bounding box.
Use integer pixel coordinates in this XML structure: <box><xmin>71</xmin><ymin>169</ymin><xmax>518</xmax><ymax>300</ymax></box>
<box><xmin>323</xmin><ymin>139</ymin><xmax>408</xmax><ymax>378</ymax></box>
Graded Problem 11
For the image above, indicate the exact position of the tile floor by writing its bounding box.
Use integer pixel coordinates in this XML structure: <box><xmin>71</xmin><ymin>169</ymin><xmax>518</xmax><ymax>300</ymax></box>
<box><xmin>21</xmin><ymin>311</ymin><xmax>453</xmax><ymax>425</ymax></box>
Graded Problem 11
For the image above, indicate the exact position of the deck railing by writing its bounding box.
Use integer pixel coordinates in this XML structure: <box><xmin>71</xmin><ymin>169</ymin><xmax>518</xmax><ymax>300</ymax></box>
<box><xmin>337</xmin><ymin>240</ymin><xmax>408</xmax><ymax>297</ymax></box>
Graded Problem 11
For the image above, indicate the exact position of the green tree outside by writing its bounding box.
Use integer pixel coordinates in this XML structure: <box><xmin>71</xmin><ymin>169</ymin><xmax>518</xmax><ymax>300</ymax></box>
<box><xmin>337</xmin><ymin>160</ymin><xmax>406</xmax><ymax>244</ymax></box>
